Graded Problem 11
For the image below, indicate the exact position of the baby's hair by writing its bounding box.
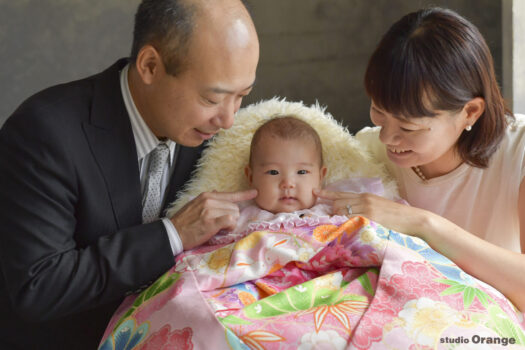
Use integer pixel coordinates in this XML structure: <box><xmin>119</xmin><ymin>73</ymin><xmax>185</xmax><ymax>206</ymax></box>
<box><xmin>249</xmin><ymin>115</ymin><xmax>323</xmax><ymax>166</ymax></box>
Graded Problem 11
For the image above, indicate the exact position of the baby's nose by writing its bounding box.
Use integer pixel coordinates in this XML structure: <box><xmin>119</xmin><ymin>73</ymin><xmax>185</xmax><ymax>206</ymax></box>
<box><xmin>280</xmin><ymin>178</ymin><xmax>295</xmax><ymax>189</ymax></box>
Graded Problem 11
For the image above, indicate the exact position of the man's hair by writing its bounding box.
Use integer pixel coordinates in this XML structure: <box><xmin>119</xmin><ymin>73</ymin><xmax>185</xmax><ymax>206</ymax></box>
<box><xmin>364</xmin><ymin>7</ymin><xmax>512</xmax><ymax>168</ymax></box>
<box><xmin>130</xmin><ymin>0</ymin><xmax>196</xmax><ymax>76</ymax></box>
<box><xmin>249</xmin><ymin>116</ymin><xmax>324</xmax><ymax>166</ymax></box>
<box><xmin>130</xmin><ymin>0</ymin><xmax>251</xmax><ymax>77</ymax></box>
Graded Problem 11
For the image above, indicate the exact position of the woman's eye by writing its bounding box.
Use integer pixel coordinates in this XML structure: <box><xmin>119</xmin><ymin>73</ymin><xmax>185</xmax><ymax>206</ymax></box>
<box><xmin>266</xmin><ymin>170</ymin><xmax>279</xmax><ymax>175</ymax></box>
<box><xmin>400</xmin><ymin>127</ymin><xmax>415</xmax><ymax>132</ymax></box>
<box><xmin>298</xmin><ymin>170</ymin><xmax>309</xmax><ymax>175</ymax></box>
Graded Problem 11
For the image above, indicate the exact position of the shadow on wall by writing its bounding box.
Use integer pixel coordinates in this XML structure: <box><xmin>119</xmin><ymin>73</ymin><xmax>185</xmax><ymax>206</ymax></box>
<box><xmin>1</xmin><ymin>0</ymin><xmax>501</xmax><ymax>133</ymax></box>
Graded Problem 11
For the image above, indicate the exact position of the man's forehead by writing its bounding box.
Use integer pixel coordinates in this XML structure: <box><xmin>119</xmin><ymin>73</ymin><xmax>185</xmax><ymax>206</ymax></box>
<box><xmin>204</xmin><ymin>81</ymin><xmax>255</xmax><ymax>95</ymax></box>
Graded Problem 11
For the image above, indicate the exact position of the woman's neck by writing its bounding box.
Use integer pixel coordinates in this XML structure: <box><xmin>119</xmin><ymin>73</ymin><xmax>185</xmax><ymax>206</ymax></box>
<box><xmin>417</xmin><ymin>148</ymin><xmax>464</xmax><ymax>179</ymax></box>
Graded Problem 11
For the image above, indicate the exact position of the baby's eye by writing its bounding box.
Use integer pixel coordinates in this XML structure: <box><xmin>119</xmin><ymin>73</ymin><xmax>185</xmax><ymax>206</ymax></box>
<box><xmin>266</xmin><ymin>170</ymin><xmax>279</xmax><ymax>175</ymax></box>
<box><xmin>298</xmin><ymin>170</ymin><xmax>309</xmax><ymax>175</ymax></box>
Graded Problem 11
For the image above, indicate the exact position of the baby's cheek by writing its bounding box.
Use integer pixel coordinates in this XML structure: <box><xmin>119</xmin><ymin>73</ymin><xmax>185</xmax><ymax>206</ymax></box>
<box><xmin>254</xmin><ymin>193</ymin><xmax>274</xmax><ymax>212</ymax></box>
<box><xmin>303</xmin><ymin>191</ymin><xmax>317</xmax><ymax>208</ymax></box>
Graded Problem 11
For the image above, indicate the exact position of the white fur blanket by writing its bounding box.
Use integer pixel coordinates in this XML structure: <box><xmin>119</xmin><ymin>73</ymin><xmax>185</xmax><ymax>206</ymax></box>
<box><xmin>167</xmin><ymin>97</ymin><xmax>397</xmax><ymax>216</ymax></box>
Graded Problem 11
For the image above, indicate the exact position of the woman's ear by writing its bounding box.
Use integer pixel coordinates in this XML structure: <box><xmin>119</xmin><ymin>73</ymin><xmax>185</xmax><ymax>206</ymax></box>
<box><xmin>134</xmin><ymin>45</ymin><xmax>163</xmax><ymax>85</ymax></box>
<box><xmin>244</xmin><ymin>165</ymin><xmax>253</xmax><ymax>185</ymax></box>
<box><xmin>463</xmin><ymin>97</ymin><xmax>485</xmax><ymax>129</ymax></box>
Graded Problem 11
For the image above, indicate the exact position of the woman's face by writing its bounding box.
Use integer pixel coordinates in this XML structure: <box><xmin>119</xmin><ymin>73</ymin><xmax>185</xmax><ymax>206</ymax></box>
<box><xmin>370</xmin><ymin>101</ymin><xmax>469</xmax><ymax>177</ymax></box>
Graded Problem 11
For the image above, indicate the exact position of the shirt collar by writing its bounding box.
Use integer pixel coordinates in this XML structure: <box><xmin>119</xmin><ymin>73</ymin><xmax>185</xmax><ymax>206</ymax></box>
<box><xmin>119</xmin><ymin>63</ymin><xmax>175</xmax><ymax>162</ymax></box>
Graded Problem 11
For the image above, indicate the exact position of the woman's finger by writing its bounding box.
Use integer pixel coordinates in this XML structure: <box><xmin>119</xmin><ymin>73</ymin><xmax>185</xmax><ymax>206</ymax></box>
<box><xmin>314</xmin><ymin>189</ymin><xmax>358</xmax><ymax>200</ymax></box>
<box><xmin>332</xmin><ymin>198</ymin><xmax>359</xmax><ymax>215</ymax></box>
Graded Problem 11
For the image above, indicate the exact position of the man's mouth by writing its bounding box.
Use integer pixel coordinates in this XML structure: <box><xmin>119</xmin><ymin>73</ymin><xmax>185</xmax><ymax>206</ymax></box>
<box><xmin>195</xmin><ymin>129</ymin><xmax>217</xmax><ymax>140</ymax></box>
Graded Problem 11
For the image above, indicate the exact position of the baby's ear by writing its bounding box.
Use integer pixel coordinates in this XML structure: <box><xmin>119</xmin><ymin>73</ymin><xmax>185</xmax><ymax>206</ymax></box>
<box><xmin>320</xmin><ymin>166</ymin><xmax>327</xmax><ymax>181</ymax></box>
<box><xmin>244</xmin><ymin>165</ymin><xmax>253</xmax><ymax>185</ymax></box>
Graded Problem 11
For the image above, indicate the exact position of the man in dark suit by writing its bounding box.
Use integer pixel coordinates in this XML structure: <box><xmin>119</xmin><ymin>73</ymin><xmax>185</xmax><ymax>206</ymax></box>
<box><xmin>0</xmin><ymin>0</ymin><xmax>259</xmax><ymax>348</ymax></box>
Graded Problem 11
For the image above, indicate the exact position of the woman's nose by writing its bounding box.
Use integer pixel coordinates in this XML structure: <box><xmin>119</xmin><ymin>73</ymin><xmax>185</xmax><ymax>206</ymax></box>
<box><xmin>378</xmin><ymin>124</ymin><xmax>401</xmax><ymax>145</ymax></box>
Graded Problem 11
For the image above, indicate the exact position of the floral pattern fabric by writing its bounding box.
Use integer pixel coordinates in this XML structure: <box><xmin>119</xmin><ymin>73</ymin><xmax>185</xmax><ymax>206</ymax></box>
<box><xmin>99</xmin><ymin>216</ymin><xmax>525</xmax><ymax>350</ymax></box>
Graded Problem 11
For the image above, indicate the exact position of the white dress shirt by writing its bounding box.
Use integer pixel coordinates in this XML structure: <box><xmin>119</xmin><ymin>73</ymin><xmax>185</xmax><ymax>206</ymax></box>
<box><xmin>120</xmin><ymin>63</ymin><xmax>183</xmax><ymax>256</ymax></box>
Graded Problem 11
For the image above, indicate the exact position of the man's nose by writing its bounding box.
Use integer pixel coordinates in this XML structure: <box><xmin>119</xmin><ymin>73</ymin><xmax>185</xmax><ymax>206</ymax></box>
<box><xmin>213</xmin><ymin>99</ymin><xmax>239</xmax><ymax>130</ymax></box>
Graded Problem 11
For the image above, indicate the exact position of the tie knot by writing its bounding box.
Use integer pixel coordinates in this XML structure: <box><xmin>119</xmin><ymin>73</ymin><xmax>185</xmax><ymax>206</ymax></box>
<box><xmin>155</xmin><ymin>141</ymin><xmax>169</xmax><ymax>153</ymax></box>
<box><xmin>149</xmin><ymin>142</ymin><xmax>170</xmax><ymax>171</ymax></box>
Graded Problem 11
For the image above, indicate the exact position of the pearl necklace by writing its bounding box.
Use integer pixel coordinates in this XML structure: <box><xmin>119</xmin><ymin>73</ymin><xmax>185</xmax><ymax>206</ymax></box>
<box><xmin>412</xmin><ymin>166</ymin><xmax>427</xmax><ymax>181</ymax></box>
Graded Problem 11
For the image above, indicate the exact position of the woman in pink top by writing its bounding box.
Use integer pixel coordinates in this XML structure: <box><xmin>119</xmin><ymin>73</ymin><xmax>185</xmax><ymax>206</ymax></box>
<box><xmin>317</xmin><ymin>7</ymin><xmax>525</xmax><ymax>311</ymax></box>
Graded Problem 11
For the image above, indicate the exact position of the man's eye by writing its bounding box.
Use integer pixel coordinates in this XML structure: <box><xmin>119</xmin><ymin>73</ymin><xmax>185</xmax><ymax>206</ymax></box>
<box><xmin>266</xmin><ymin>170</ymin><xmax>279</xmax><ymax>175</ymax></box>
<box><xmin>202</xmin><ymin>96</ymin><xmax>219</xmax><ymax>105</ymax></box>
<box><xmin>400</xmin><ymin>127</ymin><xmax>415</xmax><ymax>133</ymax></box>
<box><xmin>298</xmin><ymin>170</ymin><xmax>308</xmax><ymax>175</ymax></box>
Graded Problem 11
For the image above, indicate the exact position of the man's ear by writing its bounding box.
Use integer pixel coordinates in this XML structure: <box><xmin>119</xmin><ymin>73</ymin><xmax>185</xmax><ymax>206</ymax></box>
<box><xmin>244</xmin><ymin>165</ymin><xmax>253</xmax><ymax>185</ymax></box>
<box><xmin>463</xmin><ymin>97</ymin><xmax>485</xmax><ymax>129</ymax></box>
<box><xmin>134</xmin><ymin>45</ymin><xmax>163</xmax><ymax>85</ymax></box>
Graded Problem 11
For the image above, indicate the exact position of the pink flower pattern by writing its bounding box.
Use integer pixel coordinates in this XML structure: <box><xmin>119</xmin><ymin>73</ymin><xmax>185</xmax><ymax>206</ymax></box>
<box><xmin>101</xmin><ymin>218</ymin><xmax>525</xmax><ymax>350</ymax></box>
<box><xmin>134</xmin><ymin>278</ymin><xmax>184</xmax><ymax>325</ymax></box>
<box><xmin>138</xmin><ymin>325</ymin><xmax>193</xmax><ymax>350</ymax></box>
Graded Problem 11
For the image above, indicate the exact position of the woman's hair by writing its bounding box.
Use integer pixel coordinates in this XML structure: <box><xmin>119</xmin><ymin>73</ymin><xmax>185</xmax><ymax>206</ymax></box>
<box><xmin>364</xmin><ymin>7</ymin><xmax>512</xmax><ymax>168</ymax></box>
<box><xmin>249</xmin><ymin>115</ymin><xmax>323</xmax><ymax>166</ymax></box>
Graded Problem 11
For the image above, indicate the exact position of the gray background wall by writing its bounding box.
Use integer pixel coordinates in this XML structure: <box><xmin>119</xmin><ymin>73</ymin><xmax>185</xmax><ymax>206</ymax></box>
<box><xmin>0</xmin><ymin>0</ymin><xmax>501</xmax><ymax>133</ymax></box>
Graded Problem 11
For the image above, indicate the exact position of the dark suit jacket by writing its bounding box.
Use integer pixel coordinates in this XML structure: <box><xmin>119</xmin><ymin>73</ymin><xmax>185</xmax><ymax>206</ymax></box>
<box><xmin>0</xmin><ymin>59</ymin><xmax>204</xmax><ymax>349</ymax></box>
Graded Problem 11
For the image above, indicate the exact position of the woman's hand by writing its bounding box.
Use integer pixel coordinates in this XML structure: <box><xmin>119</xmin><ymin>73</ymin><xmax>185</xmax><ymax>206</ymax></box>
<box><xmin>314</xmin><ymin>189</ymin><xmax>427</xmax><ymax>237</ymax></box>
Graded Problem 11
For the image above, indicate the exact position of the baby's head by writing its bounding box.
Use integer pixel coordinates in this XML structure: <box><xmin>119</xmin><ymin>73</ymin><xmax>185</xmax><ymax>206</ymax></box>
<box><xmin>245</xmin><ymin>116</ymin><xmax>327</xmax><ymax>213</ymax></box>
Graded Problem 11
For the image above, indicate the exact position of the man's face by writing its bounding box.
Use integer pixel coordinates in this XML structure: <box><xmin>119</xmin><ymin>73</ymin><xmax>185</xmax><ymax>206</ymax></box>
<box><xmin>246</xmin><ymin>137</ymin><xmax>326</xmax><ymax>214</ymax></box>
<box><xmin>139</xmin><ymin>13</ymin><xmax>259</xmax><ymax>146</ymax></box>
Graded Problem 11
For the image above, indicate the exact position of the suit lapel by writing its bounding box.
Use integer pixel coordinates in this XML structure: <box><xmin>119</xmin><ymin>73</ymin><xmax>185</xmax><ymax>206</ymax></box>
<box><xmin>162</xmin><ymin>144</ymin><xmax>204</xmax><ymax>214</ymax></box>
<box><xmin>83</xmin><ymin>59</ymin><xmax>142</xmax><ymax>228</ymax></box>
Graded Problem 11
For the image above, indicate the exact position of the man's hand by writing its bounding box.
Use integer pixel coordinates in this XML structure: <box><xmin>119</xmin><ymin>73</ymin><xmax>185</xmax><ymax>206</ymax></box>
<box><xmin>170</xmin><ymin>189</ymin><xmax>257</xmax><ymax>250</ymax></box>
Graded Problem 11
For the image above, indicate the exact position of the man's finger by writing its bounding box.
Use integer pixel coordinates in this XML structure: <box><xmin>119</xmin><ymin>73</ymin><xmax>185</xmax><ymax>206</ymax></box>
<box><xmin>203</xmin><ymin>189</ymin><xmax>258</xmax><ymax>203</ymax></box>
<box><xmin>213</xmin><ymin>214</ymin><xmax>237</xmax><ymax>232</ymax></box>
<box><xmin>203</xmin><ymin>207</ymin><xmax>240</xmax><ymax>221</ymax></box>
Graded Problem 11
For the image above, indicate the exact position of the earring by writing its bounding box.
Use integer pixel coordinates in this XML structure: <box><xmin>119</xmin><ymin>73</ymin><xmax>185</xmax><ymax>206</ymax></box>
<box><xmin>465</xmin><ymin>125</ymin><xmax>472</xmax><ymax>131</ymax></box>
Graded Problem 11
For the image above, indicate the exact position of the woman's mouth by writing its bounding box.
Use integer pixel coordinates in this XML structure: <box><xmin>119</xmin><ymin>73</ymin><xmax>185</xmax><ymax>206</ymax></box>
<box><xmin>387</xmin><ymin>147</ymin><xmax>413</xmax><ymax>156</ymax></box>
<box><xmin>388</xmin><ymin>147</ymin><xmax>411</xmax><ymax>154</ymax></box>
<box><xmin>386</xmin><ymin>147</ymin><xmax>415</xmax><ymax>164</ymax></box>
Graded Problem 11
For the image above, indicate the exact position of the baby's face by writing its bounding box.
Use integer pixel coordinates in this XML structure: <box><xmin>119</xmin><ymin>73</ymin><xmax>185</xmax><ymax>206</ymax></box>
<box><xmin>246</xmin><ymin>137</ymin><xmax>326</xmax><ymax>213</ymax></box>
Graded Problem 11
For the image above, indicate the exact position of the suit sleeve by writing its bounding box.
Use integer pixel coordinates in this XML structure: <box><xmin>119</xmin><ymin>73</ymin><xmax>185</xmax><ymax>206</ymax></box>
<box><xmin>0</xmin><ymin>105</ymin><xmax>175</xmax><ymax>322</ymax></box>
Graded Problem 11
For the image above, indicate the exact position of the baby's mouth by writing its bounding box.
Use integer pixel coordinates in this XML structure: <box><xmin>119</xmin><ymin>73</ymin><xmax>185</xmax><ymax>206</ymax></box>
<box><xmin>279</xmin><ymin>196</ymin><xmax>297</xmax><ymax>201</ymax></box>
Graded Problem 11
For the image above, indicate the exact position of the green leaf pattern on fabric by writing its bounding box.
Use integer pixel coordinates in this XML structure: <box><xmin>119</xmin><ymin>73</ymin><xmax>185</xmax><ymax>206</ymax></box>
<box><xmin>437</xmin><ymin>278</ymin><xmax>525</xmax><ymax>345</ymax></box>
<box><xmin>243</xmin><ymin>271</ymin><xmax>368</xmax><ymax>319</ymax></box>
<box><xmin>486</xmin><ymin>305</ymin><xmax>525</xmax><ymax>345</ymax></box>
<box><xmin>115</xmin><ymin>270</ymin><xmax>181</xmax><ymax>329</ymax></box>
<box><xmin>357</xmin><ymin>268</ymin><xmax>378</xmax><ymax>296</ymax></box>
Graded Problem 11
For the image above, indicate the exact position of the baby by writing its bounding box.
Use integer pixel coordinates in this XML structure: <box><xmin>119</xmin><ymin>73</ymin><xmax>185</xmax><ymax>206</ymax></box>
<box><xmin>209</xmin><ymin>115</ymin><xmax>386</xmax><ymax>244</ymax></box>
<box><xmin>245</xmin><ymin>115</ymin><xmax>326</xmax><ymax>213</ymax></box>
